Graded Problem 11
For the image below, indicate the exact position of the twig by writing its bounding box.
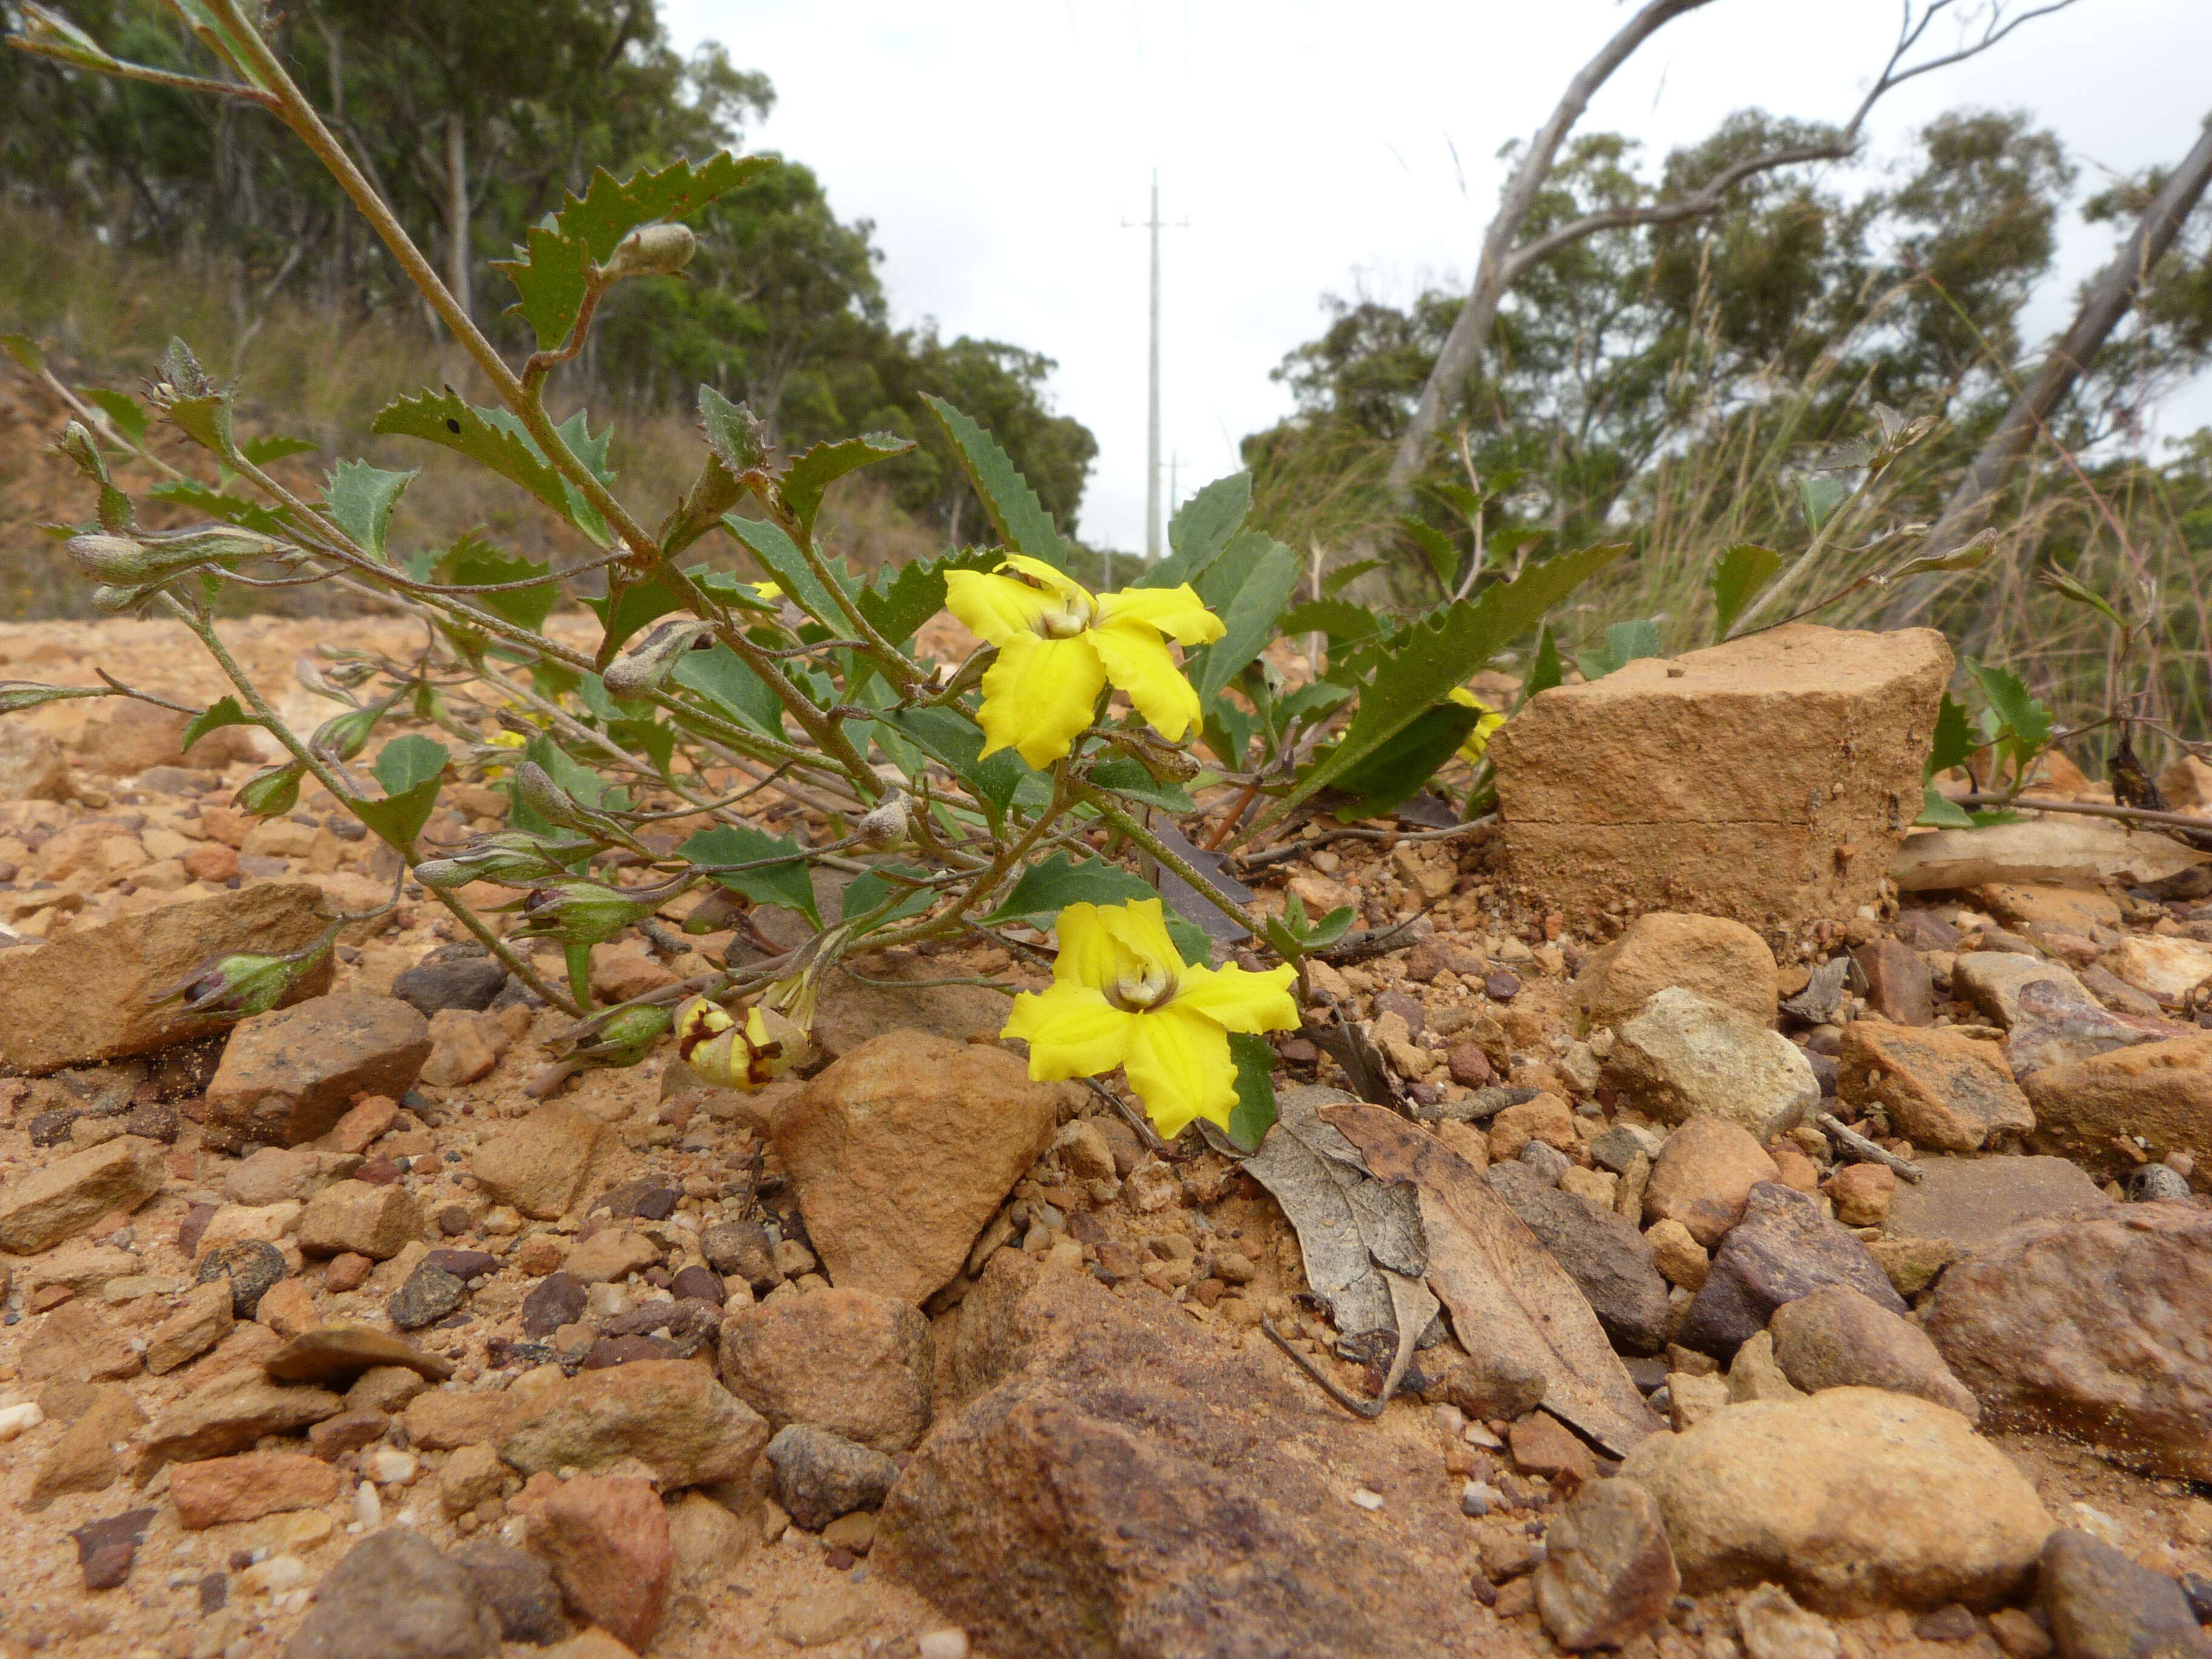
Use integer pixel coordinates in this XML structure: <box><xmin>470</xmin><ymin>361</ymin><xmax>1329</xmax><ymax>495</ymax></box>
<box><xmin>1953</xmin><ymin>792</ymin><xmax>2212</xmax><ymax>836</ymax></box>
<box><xmin>1261</xmin><ymin>1315</ymin><xmax>1383</xmax><ymax>1419</ymax></box>
<box><xmin>1817</xmin><ymin>1111</ymin><xmax>1924</xmax><ymax>1183</ymax></box>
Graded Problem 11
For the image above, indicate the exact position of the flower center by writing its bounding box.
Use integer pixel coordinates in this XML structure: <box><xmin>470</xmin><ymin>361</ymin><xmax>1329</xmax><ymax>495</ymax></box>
<box><xmin>1107</xmin><ymin>968</ymin><xmax>1177</xmax><ymax>1013</ymax></box>
<box><xmin>1036</xmin><ymin>591</ymin><xmax>1095</xmax><ymax>638</ymax></box>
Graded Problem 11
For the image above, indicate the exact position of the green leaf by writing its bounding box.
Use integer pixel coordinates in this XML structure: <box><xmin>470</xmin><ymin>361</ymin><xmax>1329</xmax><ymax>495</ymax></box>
<box><xmin>877</xmin><ymin>706</ymin><xmax>1042</xmax><ymax>813</ymax></box>
<box><xmin>1399</xmin><ymin>517</ymin><xmax>1461</xmax><ymax>591</ymax></box>
<box><xmin>585</xmin><ymin>575</ymin><xmax>685</xmax><ymax>660</ymax></box>
<box><xmin>779</xmin><ymin>434</ymin><xmax>913</xmax><ymax>535</ymax></box>
<box><xmin>1796</xmin><ymin>473</ymin><xmax>1849</xmax><ymax>532</ymax></box>
<box><xmin>1577</xmin><ymin>618</ymin><xmax>1663</xmax><ymax>683</ymax></box>
<box><xmin>840</xmin><ymin>862</ymin><xmax>934</xmax><ymax>927</ymax></box>
<box><xmin>720</xmin><ymin>516</ymin><xmax>849</xmax><ymax>631</ymax></box>
<box><xmin>438</xmin><ymin>536</ymin><xmax>557</xmax><ymax>631</ymax></box>
<box><xmin>355</xmin><ymin>734</ymin><xmax>447</xmax><ymax>848</ymax></box>
<box><xmin>183</xmin><ymin>695</ymin><xmax>254</xmax><ymax>752</ymax></box>
<box><xmin>1326</xmin><ymin>702</ymin><xmax>1482</xmax><ymax>819</ymax></box>
<box><xmin>1253</xmin><ymin>543</ymin><xmax>1626</xmax><ymax>836</ymax></box>
<box><xmin>1522</xmin><ymin>625</ymin><xmax>1565</xmax><ymax>703</ymax></box>
<box><xmin>241</xmin><ymin>434</ymin><xmax>318</xmax><ymax>464</ymax></box>
<box><xmin>856</xmin><ymin>547</ymin><xmax>997</xmax><ymax>646</ymax></box>
<box><xmin>144</xmin><ymin>478</ymin><xmax>289</xmax><ymax>535</ymax></box>
<box><xmin>679</xmin><ymin>823</ymin><xmax>820</xmax><ymax>926</ymax></box>
<box><xmin>164</xmin><ymin>391</ymin><xmax>238</xmax><ymax>461</ymax></box>
<box><xmin>1965</xmin><ymin>659</ymin><xmax>2053</xmax><ymax>754</ymax></box>
<box><xmin>1279</xmin><ymin>598</ymin><xmax>1382</xmax><ymax>649</ymax></box>
<box><xmin>672</xmin><ymin>643</ymin><xmax>785</xmax><ymax>737</ymax></box>
<box><xmin>1088</xmin><ymin>755</ymin><xmax>1196</xmax><ymax>813</ymax></box>
<box><xmin>919</xmin><ymin>395</ymin><xmax>1069</xmax><ymax>569</ymax></box>
<box><xmin>1321</xmin><ymin>558</ymin><xmax>1382</xmax><ymax>597</ymax></box>
<box><xmin>1166</xmin><ymin>913</ymin><xmax>1216</xmax><ymax>971</ymax></box>
<box><xmin>372</xmin><ymin>390</ymin><xmax>583</xmax><ymax>535</ymax></box>
<box><xmin>1927</xmin><ymin>691</ymin><xmax>1976</xmax><ymax>779</ymax></box>
<box><xmin>2037</xmin><ymin>567</ymin><xmax>2125</xmax><ymax>630</ymax></box>
<box><xmin>1139</xmin><ymin>472</ymin><xmax>1251</xmax><ymax>589</ymax></box>
<box><xmin>1188</xmin><ymin>531</ymin><xmax>1303</xmax><ymax>706</ymax></box>
<box><xmin>1712</xmin><ymin>543</ymin><xmax>1784</xmax><ymax>638</ymax></box>
<box><xmin>79</xmin><ymin>388</ymin><xmax>149</xmax><ymax>447</ymax></box>
<box><xmin>1224</xmin><ymin>1032</ymin><xmax>1279</xmax><ymax>1154</ymax></box>
<box><xmin>324</xmin><ymin>460</ymin><xmax>417</xmax><ymax>558</ymax></box>
<box><xmin>1915</xmin><ymin>783</ymin><xmax>1976</xmax><ymax>828</ymax></box>
<box><xmin>1</xmin><ymin>333</ymin><xmax>45</xmax><ymax>374</ymax></box>
<box><xmin>982</xmin><ymin>852</ymin><xmax>1155</xmax><ymax>926</ymax></box>
<box><xmin>697</xmin><ymin>386</ymin><xmax>767</xmax><ymax>477</ymax></box>
<box><xmin>493</xmin><ymin>153</ymin><xmax>773</xmax><ymax>348</ymax></box>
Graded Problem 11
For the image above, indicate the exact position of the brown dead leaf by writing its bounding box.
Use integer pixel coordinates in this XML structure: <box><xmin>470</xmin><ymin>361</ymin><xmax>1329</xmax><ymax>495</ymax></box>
<box><xmin>1322</xmin><ymin>1099</ymin><xmax>1660</xmax><ymax>1458</ymax></box>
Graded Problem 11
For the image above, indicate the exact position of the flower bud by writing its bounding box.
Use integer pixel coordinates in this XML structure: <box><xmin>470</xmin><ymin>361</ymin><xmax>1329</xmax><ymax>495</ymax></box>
<box><xmin>13</xmin><ymin>4</ymin><xmax>119</xmax><ymax>71</ymax></box>
<box><xmin>0</xmin><ymin>682</ymin><xmax>92</xmax><ymax>714</ymax></box>
<box><xmin>856</xmin><ymin>791</ymin><xmax>910</xmax><ymax>850</ymax></box>
<box><xmin>599</xmin><ymin>223</ymin><xmax>697</xmax><ymax>282</ymax></box>
<box><xmin>234</xmin><ymin>762</ymin><xmax>305</xmax><ymax>819</ymax></box>
<box><xmin>513</xmin><ymin>879</ymin><xmax>658</xmax><ymax>948</ymax></box>
<box><xmin>674</xmin><ymin>995</ymin><xmax>811</xmax><ymax>1091</ymax></box>
<box><xmin>153</xmin><ymin>942</ymin><xmax>327</xmax><ymax>1019</ymax></box>
<box><xmin>572</xmin><ymin>1003</ymin><xmax>674</xmax><ymax>1068</ymax></box>
<box><xmin>67</xmin><ymin>523</ymin><xmax>280</xmax><ymax>584</ymax></box>
<box><xmin>311</xmin><ymin>706</ymin><xmax>379</xmax><ymax>764</ymax></box>
<box><xmin>414</xmin><ymin>831</ymin><xmax>592</xmax><ymax>891</ymax></box>
<box><xmin>59</xmin><ymin>422</ymin><xmax>110</xmax><ymax>484</ymax></box>
<box><xmin>602</xmin><ymin>618</ymin><xmax>716</xmax><ymax>698</ymax></box>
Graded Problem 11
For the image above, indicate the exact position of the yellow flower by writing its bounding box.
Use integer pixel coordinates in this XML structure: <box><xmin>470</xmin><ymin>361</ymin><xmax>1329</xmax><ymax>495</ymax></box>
<box><xmin>1002</xmin><ymin>897</ymin><xmax>1299</xmax><ymax>1137</ymax></box>
<box><xmin>1448</xmin><ymin>688</ymin><xmax>1507</xmax><ymax>765</ymax></box>
<box><xmin>674</xmin><ymin>994</ymin><xmax>809</xmax><ymax>1091</ymax></box>
<box><xmin>944</xmin><ymin>554</ymin><xmax>1224</xmax><ymax>769</ymax></box>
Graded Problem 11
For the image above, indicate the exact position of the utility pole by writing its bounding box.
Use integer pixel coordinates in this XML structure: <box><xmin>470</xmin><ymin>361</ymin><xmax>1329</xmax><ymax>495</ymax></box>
<box><xmin>1123</xmin><ymin>172</ymin><xmax>1186</xmax><ymax>564</ymax></box>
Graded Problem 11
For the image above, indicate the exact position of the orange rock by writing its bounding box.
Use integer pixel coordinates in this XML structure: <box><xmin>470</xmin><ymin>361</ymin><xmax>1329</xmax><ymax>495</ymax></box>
<box><xmin>170</xmin><ymin>1449</ymin><xmax>339</xmax><ymax>1529</ymax></box>
<box><xmin>182</xmin><ymin>842</ymin><xmax>240</xmax><ymax>883</ymax></box>
<box><xmin>523</xmin><ymin>1475</ymin><xmax>672</xmax><ymax>1652</ymax></box>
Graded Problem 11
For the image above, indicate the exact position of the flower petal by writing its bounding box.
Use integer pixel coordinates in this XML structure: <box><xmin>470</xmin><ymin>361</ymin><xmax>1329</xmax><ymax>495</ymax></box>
<box><xmin>997</xmin><ymin>554</ymin><xmax>1093</xmax><ymax>606</ymax></box>
<box><xmin>1002</xmin><ymin>982</ymin><xmax>1132</xmax><ymax>1081</ymax></box>
<box><xmin>976</xmin><ymin>632</ymin><xmax>1106</xmax><ymax>768</ymax></box>
<box><xmin>1097</xmin><ymin>897</ymin><xmax>1185</xmax><ymax>981</ymax></box>
<box><xmin>944</xmin><ymin>569</ymin><xmax>1055</xmax><ymax>647</ymax></box>
<box><xmin>1051</xmin><ymin>901</ymin><xmax>1128</xmax><ymax>991</ymax></box>
<box><xmin>1096</xmin><ymin>583</ymin><xmax>1225</xmax><ymax>646</ymax></box>
<box><xmin>1124</xmin><ymin>1002</ymin><xmax>1239</xmax><ymax>1136</ymax></box>
<box><xmin>1173</xmin><ymin>960</ymin><xmax>1301</xmax><ymax>1034</ymax></box>
<box><xmin>1087</xmin><ymin>617</ymin><xmax>1203</xmax><ymax>743</ymax></box>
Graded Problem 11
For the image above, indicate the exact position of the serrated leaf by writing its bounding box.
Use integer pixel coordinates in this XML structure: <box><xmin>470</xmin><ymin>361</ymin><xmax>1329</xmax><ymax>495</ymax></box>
<box><xmin>1522</xmin><ymin>625</ymin><xmax>1564</xmax><ymax>703</ymax></box>
<box><xmin>1326</xmin><ymin>703</ymin><xmax>1483</xmax><ymax>819</ymax></box>
<box><xmin>982</xmin><ymin>852</ymin><xmax>1156</xmax><ymax>926</ymax></box>
<box><xmin>1795</xmin><ymin>472</ymin><xmax>1850</xmax><ymax>532</ymax></box>
<box><xmin>1188</xmin><ymin>531</ymin><xmax>1302</xmax><ymax>707</ymax></box>
<box><xmin>354</xmin><ymin>734</ymin><xmax>447</xmax><ymax>848</ymax></box>
<box><xmin>920</xmin><ymin>394</ymin><xmax>1068</xmax><ymax>569</ymax></box>
<box><xmin>2037</xmin><ymin>567</ymin><xmax>2125</xmax><ymax>629</ymax></box>
<box><xmin>79</xmin><ymin>388</ymin><xmax>149</xmax><ymax>447</ymax></box>
<box><xmin>671</xmin><ymin>643</ymin><xmax>785</xmax><ymax>737</ymax></box>
<box><xmin>1224</xmin><ymin>1031</ymin><xmax>1279</xmax><ymax>1157</ymax></box>
<box><xmin>1253</xmin><ymin>543</ymin><xmax>1625</xmax><ymax>836</ymax></box>
<box><xmin>1321</xmin><ymin>558</ymin><xmax>1383</xmax><ymax>597</ymax></box>
<box><xmin>1399</xmin><ymin>516</ymin><xmax>1461</xmax><ymax>590</ymax></box>
<box><xmin>1965</xmin><ymin>659</ymin><xmax>2053</xmax><ymax>752</ymax></box>
<box><xmin>324</xmin><ymin>460</ymin><xmax>417</xmax><ymax>558</ymax></box>
<box><xmin>493</xmin><ymin>153</ymin><xmax>772</xmax><ymax>348</ymax></box>
<box><xmin>840</xmin><ymin>862</ymin><xmax>934</xmax><ymax>927</ymax></box>
<box><xmin>697</xmin><ymin>386</ymin><xmax>766</xmax><ymax>476</ymax></box>
<box><xmin>780</xmin><ymin>434</ymin><xmax>913</xmax><ymax>535</ymax></box>
<box><xmin>1</xmin><ymin>333</ymin><xmax>46</xmax><ymax>374</ymax></box>
<box><xmin>877</xmin><ymin>706</ymin><xmax>1042</xmax><ymax>813</ymax></box>
<box><xmin>164</xmin><ymin>391</ymin><xmax>237</xmax><ymax>460</ymax></box>
<box><xmin>855</xmin><ymin>548</ymin><xmax>996</xmax><ymax>646</ymax></box>
<box><xmin>1927</xmin><ymin>691</ymin><xmax>1975</xmax><ymax>779</ymax></box>
<box><xmin>183</xmin><ymin>695</ymin><xmax>254</xmax><ymax>752</ymax></box>
<box><xmin>679</xmin><ymin>823</ymin><xmax>820</xmax><ymax>926</ymax></box>
<box><xmin>1139</xmin><ymin>471</ymin><xmax>1251</xmax><ymax>589</ymax></box>
<box><xmin>1088</xmin><ymin>755</ymin><xmax>1195</xmax><ymax>813</ymax></box>
<box><xmin>241</xmin><ymin>434</ymin><xmax>318</xmax><ymax>464</ymax></box>
<box><xmin>1712</xmin><ymin>543</ymin><xmax>1783</xmax><ymax>638</ymax></box>
<box><xmin>1280</xmin><ymin>599</ymin><xmax>1381</xmax><ymax>647</ymax></box>
<box><xmin>1916</xmin><ymin>783</ymin><xmax>1976</xmax><ymax>828</ymax></box>
<box><xmin>439</xmin><ymin>536</ymin><xmax>556</xmax><ymax>631</ymax></box>
<box><xmin>720</xmin><ymin>515</ymin><xmax>850</xmax><ymax>632</ymax></box>
<box><xmin>1577</xmin><ymin>618</ymin><xmax>1663</xmax><ymax>683</ymax></box>
<box><xmin>145</xmin><ymin>479</ymin><xmax>287</xmax><ymax>536</ymax></box>
<box><xmin>372</xmin><ymin>388</ymin><xmax>578</xmax><ymax>528</ymax></box>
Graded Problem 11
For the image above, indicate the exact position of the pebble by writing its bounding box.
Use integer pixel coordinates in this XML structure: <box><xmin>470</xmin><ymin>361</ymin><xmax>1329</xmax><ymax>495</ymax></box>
<box><xmin>389</xmin><ymin>1262</ymin><xmax>466</xmax><ymax>1330</ymax></box>
<box><xmin>194</xmin><ymin>1239</ymin><xmax>286</xmax><ymax>1318</ymax></box>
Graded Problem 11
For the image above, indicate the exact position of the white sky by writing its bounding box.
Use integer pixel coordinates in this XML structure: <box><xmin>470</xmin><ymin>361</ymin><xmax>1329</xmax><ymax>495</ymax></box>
<box><xmin>659</xmin><ymin>0</ymin><xmax>2212</xmax><ymax>554</ymax></box>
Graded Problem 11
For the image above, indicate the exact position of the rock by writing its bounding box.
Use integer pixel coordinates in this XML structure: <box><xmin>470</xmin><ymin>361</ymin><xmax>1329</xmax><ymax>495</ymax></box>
<box><xmin>773</xmin><ymin>1586</ymin><xmax>873</xmax><ymax>1649</ymax></box>
<box><xmin>521</xmin><ymin>1272</ymin><xmax>589</xmax><ymax>1337</ymax></box>
<box><xmin>882</xmin><ymin>1251</ymin><xmax>1503</xmax><ymax>1658</ymax></box>
<box><xmin>1973</xmin><ymin>882</ymin><xmax>2120</xmax><ymax>936</ymax></box>
<box><xmin>1606</xmin><ymin>988</ymin><xmax>1820</xmax><ymax>1142</ymax></box>
<box><xmin>25</xmin><ymin>1384</ymin><xmax>145</xmax><ymax>1509</ymax></box>
<box><xmin>404</xmin><ymin>1388</ymin><xmax>517</xmax><ymax>1451</ymax></box>
<box><xmin>449</xmin><ymin>1541</ymin><xmax>569</xmax><ymax>1646</ymax></box>
<box><xmin>309</xmin><ymin>1410</ymin><xmax>389</xmax><ymax>1460</ymax></box>
<box><xmin>1853</xmin><ymin>939</ymin><xmax>1934</xmax><ymax>1026</ymax></box>
<box><xmin>390</xmin><ymin>1264</ymin><xmax>465</xmax><ymax>1330</ymax></box>
<box><xmin>1737</xmin><ymin>1583</ymin><xmax>1841</xmax><ymax>1659</ymax></box>
<box><xmin>419</xmin><ymin>1008</ymin><xmax>511</xmax><ymax>1089</ymax></box>
<box><xmin>392</xmin><ymin>949</ymin><xmax>509</xmax><ymax>1017</ymax></box>
<box><xmin>282</xmin><ymin>1527</ymin><xmax>501</xmax><ymax>1659</ymax></box>
<box><xmin>1641</xmin><ymin>1115</ymin><xmax>1781</xmax><ymax>1247</ymax></box>
<box><xmin>1487</xmin><ymin>1092</ymin><xmax>1578</xmax><ymax>1162</ymax></box>
<box><xmin>1680</xmin><ymin>1182</ymin><xmax>1908</xmax><ymax>1358</ymax></box>
<box><xmin>2023</xmin><ymin>1031</ymin><xmax>2212</xmax><ymax>1182</ymax></box>
<box><xmin>2037</xmin><ymin>1528</ymin><xmax>2211</xmax><ymax>1659</ymax></box>
<box><xmin>1823</xmin><ymin>1162</ymin><xmax>1895</xmax><ymax>1227</ymax></box>
<box><xmin>717</xmin><ymin>1287</ymin><xmax>934</xmax><ymax>1452</ymax></box>
<box><xmin>1726</xmin><ymin>1330</ymin><xmax>1806</xmax><ymax>1403</ymax></box>
<box><xmin>70</xmin><ymin>1506</ymin><xmax>155</xmax><ymax>1592</ymax></box>
<box><xmin>1533</xmin><ymin>1478</ymin><xmax>1678</xmax><ymax>1651</ymax></box>
<box><xmin>1644</xmin><ymin>1218</ymin><xmax>1710</xmax><ymax>1290</ymax></box>
<box><xmin>196</xmin><ymin>1238</ymin><xmax>287</xmax><ymax>1316</ymax></box>
<box><xmin>298</xmin><ymin>1179</ymin><xmax>422</xmax><ymax>1260</ymax></box>
<box><xmin>348</xmin><ymin>1364</ymin><xmax>431</xmax><ymax>1413</ymax></box>
<box><xmin>225</xmin><ymin>1145</ymin><xmax>324</xmax><ymax>1207</ymax></box>
<box><xmin>139</xmin><ymin>1373</ymin><xmax>344</xmax><ymax>1473</ymax></box>
<box><xmin>521</xmin><ymin>1474</ymin><xmax>672</xmax><ymax>1654</ymax></box>
<box><xmin>1618</xmin><ymin>1387</ymin><xmax>2052</xmax><ymax>1614</ymax></box>
<box><xmin>1837</xmin><ymin>1022</ymin><xmax>2035</xmax><ymax>1153</ymax></box>
<box><xmin>2004</xmin><ymin>980</ymin><xmax>2182</xmax><ymax>1081</ymax></box>
<box><xmin>561</xmin><ymin>1227</ymin><xmax>660</xmax><ymax>1283</ymax></box>
<box><xmin>1885</xmin><ymin>1156</ymin><xmax>2113</xmax><ymax>1256</ymax></box>
<box><xmin>765</xmin><ymin>1424</ymin><xmax>899</xmax><ymax>1530</ymax></box>
<box><xmin>1572</xmin><ymin>912</ymin><xmax>1779</xmax><ymax>1031</ymax></box>
<box><xmin>170</xmin><ymin>1449</ymin><xmax>340</xmax><ymax>1528</ymax></box>
<box><xmin>1509</xmin><ymin>1410</ymin><xmax>1600</xmax><ymax>1484</ymax></box>
<box><xmin>0</xmin><ymin>723</ymin><xmax>73</xmax><ymax>802</ymax></box>
<box><xmin>2104</xmin><ymin>935</ymin><xmax>2212</xmax><ymax>1000</ymax></box>
<box><xmin>668</xmin><ymin>1488</ymin><xmax>756</xmax><ymax>1588</ymax></box>
<box><xmin>330</xmin><ymin>1094</ymin><xmax>398</xmax><ymax>1155</ymax></box>
<box><xmin>809</xmin><ymin>959</ymin><xmax>1014</xmax><ymax>1063</ymax></box>
<box><xmin>1416</xmin><ymin>1344</ymin><xmax>1549</xmax><ymax>1422</ymax></box>
<box><xmin>22</xmin><ymin>1242</ymin><xmax>139</xmax><ymax>1295</ymax></box>
<box><xmin>471</xmin><ymin>1105</ymin><xmax>608</xmax><ymax>1221</ymax></box>
<box><xmin>264</xmin><ymin>1325</ymin><xmax>454</xmax><ymax>1386</ymax></box>
<box><xmin>206</xmin><ymin>993</ymin><xmax>432</xmax><ymax>1147</ymax></box>
<box><xmin>1490</xmin><ymin>624</ymin><xmax>1949</xmax><ymax>933</ymax></box>
<box><xmin>21</xmin><ymin>1299</ymin><xmax>141</xmax><ymax>1382</ymax></box>
<box><xmin>0</xmin><ymin>884</ymin><xmax>334</xmax><ymax>1074</ymax></box>
<box><xmin>1486</xmin><ymin>1164</ymin><xmax>1672</xmax><ymax>1355</ymax></box>
<box><xmin>145</xmin><ymin>1279</ymin><xmax>235</xmax><ymax>1375</ymax></box>
<box><xmin>775</xmin><ymin>1031</ymin><xmax>1060</xmax><ymax>1303</ymax></box>
<box><xmin>0</xmin><ymin>1134</ymin><xmax>166</xmax><ymax>1253</ymax></box>
<box><xmin>1925</xmin><ymin>1203</ymin><xmax>2212</xmax><ymax>1481</ymax></box>
<box><xmin>83</xmin><ymin>697</ymin><xmax>255</xmax><ymax>774</ymax></box>
<box><xmin>501</xmin><ymin>1359</ymin><xmax>769</xmax><ymax>1487</ymax></box>
<box><xmin>1769</xmin><ymin>1284</ymin><xmax>1979</xmax><ymax>1418</ymax></box>
<box><xmin>1952</xmin><ymin>953</ymin><xmax>2091</xmax><ymax>1030</ymax></box>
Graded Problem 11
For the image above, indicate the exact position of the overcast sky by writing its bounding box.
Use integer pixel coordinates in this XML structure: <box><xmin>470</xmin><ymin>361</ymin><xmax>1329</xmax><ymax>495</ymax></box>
<box><xmin>659</xmin><ymin>0</ymin><xmax>2212</xmax><ymax>554</ymax></box>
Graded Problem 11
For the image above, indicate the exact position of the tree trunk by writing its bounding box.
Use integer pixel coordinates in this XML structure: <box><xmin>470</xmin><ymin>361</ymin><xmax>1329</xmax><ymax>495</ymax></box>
<box><xmin>1881</xmin><ymin>113</ymin><xmax>2212</xmax><ymax>628</ymax></box>
<box><xmin>443</xmin><ymin>111</ymin><xmax>472</xmax><ymax>321</ymax></box>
